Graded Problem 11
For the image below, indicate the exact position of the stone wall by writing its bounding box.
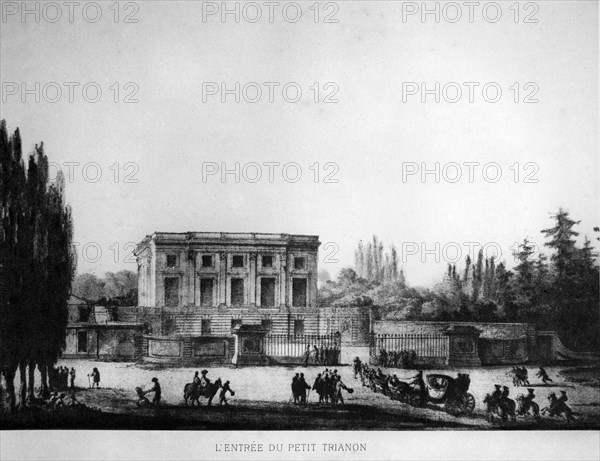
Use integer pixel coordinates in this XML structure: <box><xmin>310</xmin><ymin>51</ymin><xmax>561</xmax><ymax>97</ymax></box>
<box><xmin>374</xmin><ymin>320</ymin><xmax>534</xmax><ymax>365</ymax></box>
<box><xmin>142</xmin><ymin>335</ymin><xmax>232</xmax><ymax>365</ymax></box>
<box><xmin>63</xmin><ymin>326</ymin><xmax>141</xmax><ymax>361</ymax></box>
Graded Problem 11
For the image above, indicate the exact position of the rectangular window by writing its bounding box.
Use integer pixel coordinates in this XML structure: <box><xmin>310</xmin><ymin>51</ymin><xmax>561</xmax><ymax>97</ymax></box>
<box><xmin>294</xmin><ymin>319</ymin><xmax>304</xmax><ymax>336</ymax></box>
<box><xmin>260</xmin><ymin>277</ymin><xmax>276</xmax><ymax>307</ymax></box>
<box><xmin>201</xmin><ymin>319</ymin><xmax>212</xmax><ymax>335</ymax></box>
<box><xmin>294</xmin><ymin>257</ymin><xmax>305</xmax><ymax>270</ymax></box>
<box><xmin>231</xmin><ymin>278</ymin><xmax>244</xmax><ymax>306</ymax></box>
<box><xmin>231</xmin><ymin>319</ymin><xmax>242</xmax><ymax>333</ymax></box>
<box><xmin>261</xmin><ymin>319</ymin><xmax>272</xmax><ymax>332</ymax></box>
<box><xmin>166</xmin><ymin>254</ymin><xmax>178</xmax><ymax>268</ymax></box>
<box><xmin>78</xmin><ymin>306</ymin><xmax>90</xmax><ymax>322</ymax></box>
<box><xmin>164</xmin><ymin>277</ymin><xmax>179</xmax><ymax>307</ymax></box>
<box><xmin>200</xmin><ymin>278</ymin><xmax>213</xmax><ymax>307</ymax></box>
<box><xmin>232</xmin><ymin>255</ymin><xmax>244</xmax><ymax>268</ymax></box>
<box><xmin>262</xmin><ymin>255</ymin><xmax>273</xmax><ymax>267</ymax></box>
<box><xmin>202</xmin><ymin>255</ymin><xmax>213</xmax><ymax>268</ymax></box>
<box><xmin>292</xmin><ymin>278</ymin><xmax>307</xmax><ymax>307</ymax></box>
<box><xmin>77</xmin><ymin>331</ymin><xmax>88</xmax><ymax>353</ymax></box>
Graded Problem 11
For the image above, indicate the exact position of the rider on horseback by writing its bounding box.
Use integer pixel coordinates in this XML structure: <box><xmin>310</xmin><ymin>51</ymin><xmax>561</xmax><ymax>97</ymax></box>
<box><xmin>486</xmin><ymin>384</ymin><xmax>516</xmax><ymax>421</ymax></box>
<box><xmin>200</xmin><ymin>369</ymin><xmax>210</xmax><ymax>388</ymax></box>
<box><xmin>491</xmin><ymin>384</ymin><xmax>502</xmax><ymax>404</ymax></box>
<box><xmin>543</xmin><ymin>391</ymin><xmax>575</xmax><ymax>422</ymax></box>
<box><xmin>517</xmin><ymin>388</ymin><xmax>538</xmax><ymax>417</ymax></box>
<box><xmin>524</xmin><ymin>388</ymin><xmax>535</xmax><ymax>405</ymax></box>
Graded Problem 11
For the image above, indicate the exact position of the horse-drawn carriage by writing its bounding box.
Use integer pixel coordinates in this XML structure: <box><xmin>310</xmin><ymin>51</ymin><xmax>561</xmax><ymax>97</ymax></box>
<box><xmin>389</xmin><ymin>373</ymin><xmax>476</xmax><ymax>416</ymax></box>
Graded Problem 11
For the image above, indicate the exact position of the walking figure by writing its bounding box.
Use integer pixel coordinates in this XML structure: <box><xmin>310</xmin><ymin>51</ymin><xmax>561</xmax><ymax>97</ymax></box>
<box><xmin>291</xmin><ymin>373</ymin><xmax>300</xmax><ymax>404</ymax></box>
<box><xmin>219</xmin><ymin>380</ymin><xmax>235</xmax><ymax>405</ymax></box>
<box><xmin>353</xmin><ymin>357</ymin><xmax>362</xmax><ymax>379</ymax></box>
<box><xmin>69</xmin><ymin>367</ymin><xmax>76</xmax><ymax>389</ymax></box>
<box><xmin>88</xmin><ymin>367</ymin><xmax>100</xmax><ymax>389</ymax></box>
<box><xmin>313</xmin><ymin>345</ymin><xmax>320</xmax><ymax>365</ymax></box>
<box><xmin>299</xmin><ymin>373</ymin><xmax>310</xmax><ymax>405</ymax></box>
<box><xmin>144</xmin><ymin>377</ymin><xmax>161</xmax><ymax>405</ymax></box>
<box><xmin>333</xmin><ymin>375</ymin><xmax>353</xmax><ymax>405</ymax></box>
<box><xmin>312</xmin><ymin>373</ymin><xmax>324</xmax><ymax>404</ymax></box>
<box><xmin>536</xmin><ymin>366</ymin><xmax>553</xmax><ymax>385</ymax></box>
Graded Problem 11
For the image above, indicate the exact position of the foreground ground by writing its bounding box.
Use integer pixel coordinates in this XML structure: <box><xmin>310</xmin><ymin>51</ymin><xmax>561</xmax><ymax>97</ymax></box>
<box><xmin>2</xmin><ymin>360</ymin><xmax>599</xmax><ymax>430</ymax></box>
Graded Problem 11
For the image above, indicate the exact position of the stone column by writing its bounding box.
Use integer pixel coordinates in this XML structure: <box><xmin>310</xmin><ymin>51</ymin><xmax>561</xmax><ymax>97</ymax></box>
<box><xmin>187</xmin><ymin>250</ymin><xmax>196</xmax><ymax>306</ymax></box>
<box><xmin>249</xmin><ymin>253</ymin><xmax>257</xmax><ymax>307</ymax></box>
<box><xmin>279</xmin><ymin>251</ymin><xmax>287</xmax><ymax>309</ymax></box>
<box><xmin>310</xmin><ymin>252</ymin><xmax>318</xmax><ymax>309</ymax></box>
<box><xmin>286</xmin><ymin>252</ymin><xmax>293</xmax><ymax>307</ymax></box>
<box><xmin>218</xmin><ymin>252</ymin><xmax>227</xmax><ymax>307</ymax></box>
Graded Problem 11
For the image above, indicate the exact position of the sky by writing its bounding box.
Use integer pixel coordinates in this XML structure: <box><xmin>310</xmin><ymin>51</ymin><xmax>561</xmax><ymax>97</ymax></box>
<box><xmin>1</xmin><ymin>0</ymin><xmax>598</xmax><ymax>286</ymax></box>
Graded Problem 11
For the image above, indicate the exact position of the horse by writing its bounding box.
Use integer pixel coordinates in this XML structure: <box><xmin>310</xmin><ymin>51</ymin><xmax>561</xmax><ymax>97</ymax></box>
<box><xmin>372</xmin><ymin>375</ymin><xmax>390</xmax><ymax>396</ymax></box>
<box><xmin>506</xmin><ymin>367</ymin><xmax>530</xmax><ymax>387</ymax></box>
<box><xmin>483</xmin><ymin>393</ymin><xmax>516</xmax><ymax>422</ymax></box>
<box><xmin>541</xmin><ymin>394</ymin><xmax>575</xmax><ymax>423</ymax></box>
<box><xmin>183</xmin><ymin>378</ymin><xmax>222</xmax><ymax>407</ymax></box>
<box><xmin>516</xmin><ymin>394</ymin><xmax>540</xmax><ymax>418</ymax></box>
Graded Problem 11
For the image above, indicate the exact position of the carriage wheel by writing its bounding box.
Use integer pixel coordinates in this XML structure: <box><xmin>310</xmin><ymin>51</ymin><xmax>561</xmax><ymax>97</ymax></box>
<box><xmin>464</xmin><ymin>393</ymin><xmax>476</xmax><ymax>414</ymax></box>
<box><xmin>444</xmin><ymin>399</ymin><xmax>462</xmax><ymax>416</ymax></box>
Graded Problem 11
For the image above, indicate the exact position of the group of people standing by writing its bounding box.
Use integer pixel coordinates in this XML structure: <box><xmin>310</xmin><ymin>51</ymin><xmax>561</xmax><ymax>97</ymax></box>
<box><xmin>290</xmin><ymin>373</ymin><xmax>311</xmax><ymax>404</ymax></box>
<box><xmin>49</xmin><ymin>366</ymin><xmax>76</xmax><ymax>390</ymax></box>
<box><xmin>377</xmin><ymin>349</ymin><xmax>417</xmax><ymax>369</ymax></box>
<box><xmin>311</xmin><ymin>368</ymin><xmax>352</xmax><ymax>405</ymax></box>
<box><xmin>290</xmin><ymin>368</ymin><xmax>353</xmax><ymax>406</ymax></box>
<box><xmin>48</xmin><ymin>365</ymin><xmax>102</xmax><ymax>391</ymax></box>
<box><xmin>303</xmin><ymin>345</ymin><xmax>340</xmax><ymax>367</ymax></box>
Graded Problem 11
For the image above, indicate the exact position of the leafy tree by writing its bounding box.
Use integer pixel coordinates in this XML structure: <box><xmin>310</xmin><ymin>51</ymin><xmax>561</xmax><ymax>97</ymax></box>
<box><xmin>317</xmin><ymin>268</ymin><xmax>331</xmax><ymax>284</ymax></box>
<box><xmin>104</xmin><ymin>270</ymin><xmax>137</xmax><ymax>299</ymax></box>
<box><xmin>72</xmin><ymin>273</ymin><xmax>105</xmax><ymax>300</ymax></box>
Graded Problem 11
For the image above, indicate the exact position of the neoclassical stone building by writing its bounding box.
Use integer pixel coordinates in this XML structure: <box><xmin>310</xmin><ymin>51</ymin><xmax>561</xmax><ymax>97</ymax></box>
<box><xmin>134</xmin><ymin>232</ymin><xmax>321</xmax><ymax>337</ymax></box>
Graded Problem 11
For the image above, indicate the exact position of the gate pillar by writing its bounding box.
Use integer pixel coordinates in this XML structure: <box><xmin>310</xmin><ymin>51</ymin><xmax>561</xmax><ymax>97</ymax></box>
<box><xmin>443</xmin><ymin>325</ymin><xmax>482</xmax><ymax>367</ymax></box>
<box><xmin>232</xmin><ymin>324</ymin><xmax>268</xmax><ymax>366</ymax></box>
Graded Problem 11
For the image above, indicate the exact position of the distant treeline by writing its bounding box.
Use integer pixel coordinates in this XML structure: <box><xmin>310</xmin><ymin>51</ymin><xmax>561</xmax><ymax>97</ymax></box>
<box><xmin>72</xmin><ymin>271</ymin><xmax>137</xmax><ymax>306</ymax></box>
<box><xmin>319</xmin><ymin>211</ymin><xmax>600</xmax><ymax>351</ymax></box>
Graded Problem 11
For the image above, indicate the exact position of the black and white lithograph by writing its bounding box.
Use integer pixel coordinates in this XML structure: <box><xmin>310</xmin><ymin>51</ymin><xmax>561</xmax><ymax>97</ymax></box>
<box><xmin>0</xmin><ymin>0</ymin><xmax>598</xmax><ymax>460</ymax></box>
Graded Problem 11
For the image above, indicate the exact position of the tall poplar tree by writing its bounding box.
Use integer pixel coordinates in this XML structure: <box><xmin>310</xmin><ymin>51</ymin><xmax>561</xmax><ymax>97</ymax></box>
<box><xmin>0</xmin><ymin>121</ymin><xmax>75</xmax><ymax>411</ymax></box>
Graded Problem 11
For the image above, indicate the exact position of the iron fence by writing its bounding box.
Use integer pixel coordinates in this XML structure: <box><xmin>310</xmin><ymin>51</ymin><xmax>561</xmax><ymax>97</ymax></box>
<box><xmin>371</xmin><ymin>333</ymin><xmax>448</xmax><ymax>359</ymax></box>
<box><xmin>265</xmin><ymin>333</ymin><xmax>340</xmax><ymax>357</ymax></box>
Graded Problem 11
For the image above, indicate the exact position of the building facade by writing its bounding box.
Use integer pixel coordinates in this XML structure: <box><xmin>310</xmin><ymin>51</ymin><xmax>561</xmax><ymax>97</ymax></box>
<box><xmin>57</xmin><ymin>230</ymin><xmax>582</xmax><ymax>366</ymax></box>
<box><xmin>134</xmin><ymin>232</ymin><xmax>320</xmax><ymax>338</ymax></box>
